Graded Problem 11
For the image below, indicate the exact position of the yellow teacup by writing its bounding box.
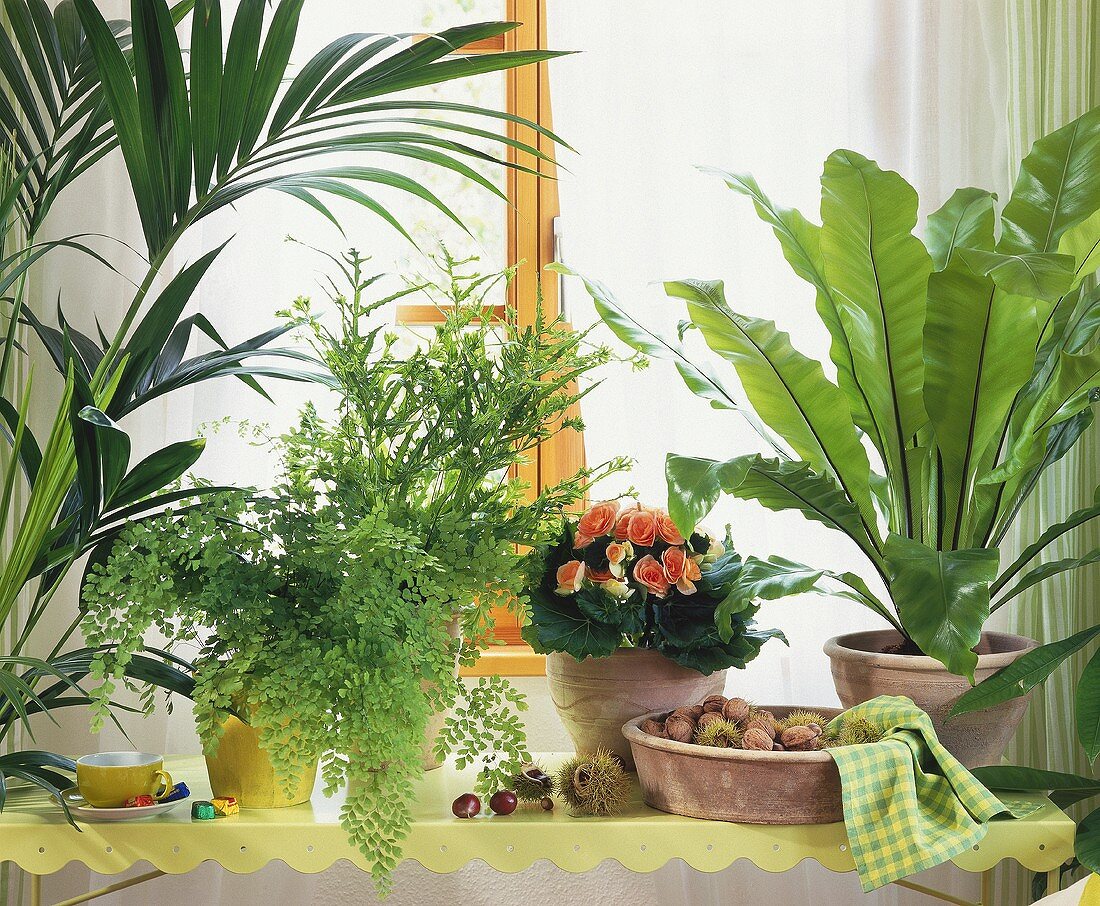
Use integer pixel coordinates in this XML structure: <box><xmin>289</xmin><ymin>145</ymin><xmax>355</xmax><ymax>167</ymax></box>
<box><xmin>75</xmin><ymin>752</ymin><xmax>172</xmax><ymax>808</ymax></box>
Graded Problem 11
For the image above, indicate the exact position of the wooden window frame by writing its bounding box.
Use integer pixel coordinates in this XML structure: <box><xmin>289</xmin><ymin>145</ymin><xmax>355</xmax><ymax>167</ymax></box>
<box><xmin>399</xmin><ymin>1</ymin><xmax>560</xmax><ymax>676</ymax></box>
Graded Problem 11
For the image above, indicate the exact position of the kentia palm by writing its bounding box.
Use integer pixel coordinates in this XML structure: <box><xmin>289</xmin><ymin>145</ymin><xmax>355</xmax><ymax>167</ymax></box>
<box><xmin>0</xmin><ymin>0</ymin><xmax>565</xmax><ymax>814</ymax></box>
<box><xmin>565</xmin><ymin>105</ymin><xmax>1100</xmax><ymax>765</ymax></box>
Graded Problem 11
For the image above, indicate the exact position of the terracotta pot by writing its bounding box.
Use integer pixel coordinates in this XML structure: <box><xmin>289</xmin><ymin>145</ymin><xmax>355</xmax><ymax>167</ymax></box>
<box><xmin>623</xmin><ymin>706</ymin><xmax>844</xmax><ymax>823</ymax></box>
<box><xmin>546</xmin><ymin>648</ymin><xmax>726</xmax><ymax>769</ymax></box>
<box><xmin>204</xmin><ymin>713</ymin><xmax>318</xmax><ymax>808</ymax></box>
<box><xmin>824</xmin><ymin>629</ymin><xmax>1039</xmax><ymax>768</ymax></box>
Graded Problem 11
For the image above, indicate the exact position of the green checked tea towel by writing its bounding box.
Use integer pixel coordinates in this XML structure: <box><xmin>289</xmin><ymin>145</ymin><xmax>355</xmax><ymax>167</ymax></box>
<box><xmin>826</xmin><ymin>695</ymin><xmax>1032</xmax><ymax>892</ymax></box>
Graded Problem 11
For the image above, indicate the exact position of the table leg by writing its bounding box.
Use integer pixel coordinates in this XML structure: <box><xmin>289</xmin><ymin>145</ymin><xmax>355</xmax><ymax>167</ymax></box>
<box><xmin>1047</xmin><ymin>868</ymin><xmax>1061</xmax><ymax>894</ymax></box>
<box><xmin>50</xmin><ymin>869</ymin><xmax>167</xmax><ymax>906</ymax></box>
<box><xmin>30</xmin><ymin>873</ymin><xmax>41</xmax><ymax>906</ymax></box>
<box><xmin>981</xmin><ymin>869</ymin><xmax>991</xmax><ymax>904</ymax></box>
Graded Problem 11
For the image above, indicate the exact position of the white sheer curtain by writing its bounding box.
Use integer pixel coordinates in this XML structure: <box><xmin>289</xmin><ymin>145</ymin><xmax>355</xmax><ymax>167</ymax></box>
<box><xmin>21</xmin><ymin>2</ymin><xmax>1028</xmax><ymax>905</ymax></box>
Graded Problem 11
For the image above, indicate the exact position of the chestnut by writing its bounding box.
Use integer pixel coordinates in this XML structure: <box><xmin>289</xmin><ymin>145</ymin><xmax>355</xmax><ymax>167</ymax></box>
<box><xmin>451</xmin><ymin>792</ymin><xmax>481</xmax><ymax>818</ymax></box>
<box><xmin>489</xmin><ymin>790</ymin><xmax>518</xmax><ymax>815</ymax></box>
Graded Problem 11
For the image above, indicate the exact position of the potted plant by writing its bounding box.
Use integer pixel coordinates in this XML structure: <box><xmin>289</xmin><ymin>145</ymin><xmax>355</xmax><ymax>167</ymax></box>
<box><xmin>81</xmin><ymin>248</ymin><xmax>615</xmax><ymax>890</ymax></box>
<box><xmin>523</xmin><ymin>500</ymin><xmax>785</xmax><ymax>767</ymax></box>
<box><xmin>0</xmin><ymin>0</ymin><xmax>561</xmax><ymax>812</ymax></box>
<box><xmin>562</xmin><ymin>104</ymin><xmax>1100</xmax><ymax>766</ymax></box>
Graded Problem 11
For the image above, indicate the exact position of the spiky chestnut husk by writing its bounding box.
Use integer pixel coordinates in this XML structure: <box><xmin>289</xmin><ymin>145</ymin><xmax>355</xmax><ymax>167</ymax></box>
<box><xmin>512</xmin><ymin>762</ymin><xmax>554</xmax><ymax>802</ymax></box>
<box><xmin>779</xmin><ymin>710</ymin><xmax>830</xmax><ymax>732</ymax></box>
<box><xmin>696</xmin><ymin>711</ymin><xmax>725</xmax><ymax>732</ymax></box>
<box><xmin>693</xmin><ymin>718</ymin><xmax>743</xmax><ymax>749</ymax></box>
<box><xmin>824</xmin><ymin>715</ymin><xmax>886</xmax><ymax>748</ymax></box>
<box><xmin>556</xmin><ymin>749</ymin><xmax>629</xmax><ymax>817</ymax></box>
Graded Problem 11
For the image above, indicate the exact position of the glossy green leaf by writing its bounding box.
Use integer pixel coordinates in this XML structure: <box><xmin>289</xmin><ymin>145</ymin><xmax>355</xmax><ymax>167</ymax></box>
<box><xmin>552</xmin><ymin>264</ymin><xmax>752</xmax><ymax>416</ymax></box>
<box><xmin>131</xmin><ymin>0</ymin><xmax>192</xmax><ymax>232</ymax></box>
<box><xmin>820</xmin><ymin>149</ymin><xmax>932</xmax><ymax>535</ymax></box>
<box><xmin>1062</xmin><ymin>283</ymin><xmax>1100</xmax><ymax>354</ymax></box>
<box><xmin>952</xmin><ymin>624</ymin><xmax>1100</xmax><ymax>716</ymax></box>
<box><xmin>1077</xmin><ymin>807</ymin><xmax>1100</xmax><ymax>874</ymax></box>
<box><xmin>119</xmin><ymin>651</ymin><xmax>195</xmax><ymax>700</ymax></box>
<box><xmin>1077</xmin><ymin>647</ymin><xmax>1100</xmax><ymax>761</ymax></box>
<box><xmin>970</xmin><ymin>765</ymin><xmax>1100</xmax><ymax>809</ymax></box>
<box><xmin>54</xmin><ymin>0</ymin><xmax>82</xmax><ymax>72</ymax></box>
<box><xmin>114</xmin><ymin>242</ymin><xmax>227</xmax><ymax>411</ymax></box>
<box><xmin>189</xmin><ymin>0</ymin><xmax>222</xmax><ymax>196</ymax></box>
<box><xmin>995</xmin><ymin>547</ymin><xmax>1100</xmax><ymax>607</ymax></box>
<box><xmin>715</xmin><ymin>555</ymin><xmax>826</xmax><ymax>640</ymax></box>
<box><xmin>924</xmin><ymin>256</ymin><xmax>1038</xmax><ymax>548</ymax></box>
<box><xmin>110</xmin><ymin>438</ymin><xmax>205</xmax><ymax>509</ymax></box>
<box><xmin>215</xmin><ymin>0</ymin><xmax>262</xmax><ymax>178</ymax></box>
<box><xmin>74</xmin><ymin>0</ymin><xmax>158</xmax><ymax>250</ymax></box>
<box><xmin>664</xmin><ymin>454</ymin><xmax>752</xmax><ymax>539</ymax></box>
<box><xmin>267</xmin><ymin>32</ymin><xmax>378</xmax><ymax>137</ymax></box>
<box><xmin>691</xmin><ymin>453</ymin><xmax>881</xmax><ymax>566</ymax></box>
<box><xmin>3</xmin><ymin>0</ymin><xmax>58</xmax><ymax>128</ymax></box>
<box><xmin>993</xmin><ymin>487</ymin><xmax>1100</xmax><ymax>596</ymax></box>
<box><xmin>999</xmin><ymin>106</ymin><xmax>1100</xmax><ymax>255</ymax></box>
<box><xmin>985</xmin><ymin>346</ymin><xmax>1100</xmax><ymax>486</ymax></box>
<box><xmin>521</xmin><ymin>590</ymin><xmax>623</xmax><ymax>661</ymax></box>
<box><xmin>702</xmin><ymin>166</ymin><xmax>873</xmax><ymax>438</ymax></box>
<box><xmin>1056</xmin><ymin>207</ymin><xmax>1100</xmax><ymax>292</ymax></box>
<box><xmin>236</xmin><ymin>0</ymin><xmax>303</xmax><ymax>159</ymax></box>
<box><xmin>884</xmin><ymin>534</ymin><xmax>998</xmax><ymax>679</ymax></box>
<box><xmin>0</xmin><ymin>396</ymin><xmax>42</xmax><ymax>484</ymax></box>
<box><xmin>958</xmin><ymin>248</ymin><xmax>1076</xmax><ymax>302</ymax></box>
<box><xmin>0</xmin><ymin>754</ymin><xmax>76</xmax><ymax>827</ymax></box>
<box><xmin>77</xmin><ymin>406</ymin><xmax>130</xmax><ymax>504</ymax></box>
<box><xmin>925</xmin><ymin>187</ymin><xmax>996</xmax><ymax>270</ymax></box>
<box><xmin>341</xmin><ymin>47</ymin><xmax>569</xmax><ymax>103</ymax></box>
<box><xmin>665</xmin><ymin>277</ymin><xmax>878</xmax><ymax>536</ymax></box>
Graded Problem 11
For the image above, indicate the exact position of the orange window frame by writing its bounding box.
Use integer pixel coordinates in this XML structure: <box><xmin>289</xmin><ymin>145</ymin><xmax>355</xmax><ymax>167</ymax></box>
<box><xmin>398</xmin><ymin>0</ymin><xmax>564</xmax><ymax>676</ymax></box>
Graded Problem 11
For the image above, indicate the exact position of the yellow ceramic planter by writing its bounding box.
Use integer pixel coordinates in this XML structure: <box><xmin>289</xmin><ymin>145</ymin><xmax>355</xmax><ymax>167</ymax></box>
<box><xmin>204</xmin><ymin>714</ymin><xmax>318</xmax><ymax>808</ymax></box>
<box><xmin>422</xmin><ymin>616</ymin><xmax>463</xmax><ymax>772</ymax></box>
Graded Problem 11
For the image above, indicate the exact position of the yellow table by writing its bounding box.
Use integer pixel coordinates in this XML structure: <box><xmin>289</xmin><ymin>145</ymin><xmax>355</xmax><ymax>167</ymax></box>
<box><xmin>2</xmin><ymin>755</ymin><xmax>1075</xmax><ymax>906</ymax></box>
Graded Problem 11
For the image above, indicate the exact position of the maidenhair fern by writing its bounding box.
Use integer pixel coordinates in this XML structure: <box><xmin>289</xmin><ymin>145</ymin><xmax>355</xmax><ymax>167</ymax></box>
<box><xmin>82</xmin><ymin>250</ymin><xmax>621</xmax><ymax>892</ymax></box>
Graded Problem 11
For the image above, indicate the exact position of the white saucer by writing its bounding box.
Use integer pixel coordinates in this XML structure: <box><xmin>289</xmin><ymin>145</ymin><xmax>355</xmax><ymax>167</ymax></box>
<box><xmin>55</xmin><ymin>787</ymin><xmax>189</xmax><ymax>821</ymax></box>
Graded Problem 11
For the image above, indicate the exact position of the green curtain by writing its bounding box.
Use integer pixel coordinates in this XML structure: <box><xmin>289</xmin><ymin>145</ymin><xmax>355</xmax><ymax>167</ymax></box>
<box><xmin>995</xmin><ymin>1</ymin><xmax>1100</xmax><ymax>901</ymax></box>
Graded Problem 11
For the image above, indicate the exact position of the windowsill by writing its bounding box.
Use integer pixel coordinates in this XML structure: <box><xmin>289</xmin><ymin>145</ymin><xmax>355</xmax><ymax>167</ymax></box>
<box><xmin>461</xmin><ymin>646</ymin><xmax>546</xmax><ymax>677</ymax></box>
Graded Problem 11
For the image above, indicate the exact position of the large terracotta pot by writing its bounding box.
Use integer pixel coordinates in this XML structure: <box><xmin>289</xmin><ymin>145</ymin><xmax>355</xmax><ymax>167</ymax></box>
<box><xmin>824</xmin><ymin>629</ymin><xmax>1039</xmax><ymax>768</ymax></box>
<box><xmin>546</xmin><ymin>647</ymin><xmax>726</xmax><ymax>769</ymax></box>
<box><xmin>204</xmin><ymin>713</ymin><xmax>318</xmax><ymax>808</ymax></box>
<box><xmin>623</xmin><ymin>706</ymin><xmax>844</xmax><ymax>824</ymax></box>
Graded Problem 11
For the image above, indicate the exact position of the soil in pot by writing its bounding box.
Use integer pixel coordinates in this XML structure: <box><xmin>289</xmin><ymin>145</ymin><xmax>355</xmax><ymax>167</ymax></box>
<box><xmin>546</xmin><ymin>647</ymin><xmax>725</xmax><ymax>770</ymax></box>
<box><xmin>824</xmin><ymin>629</ymin><xmax>1038</xmax><ymax>768</ymax></box>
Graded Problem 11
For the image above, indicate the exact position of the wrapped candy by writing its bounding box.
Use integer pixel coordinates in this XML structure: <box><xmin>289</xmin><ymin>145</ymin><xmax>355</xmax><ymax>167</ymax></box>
<box><xmin>191</xmin><ymin>800</ymin><xmax>217</xmax><ymax>820</ymax></box>
<box><xmin>211</xmin><ymin>797</ymin><xmax>239</xmax><ymax>817</ymax></box>
<box><xmin>124</xmin><ymin>795</ymin><xmax>155</xmax><ymax>808</ymax></box>
<box><xmin>162</xmin><ymin>782</ymin><xmax>190</xmax><ymax>803</ymax></box>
